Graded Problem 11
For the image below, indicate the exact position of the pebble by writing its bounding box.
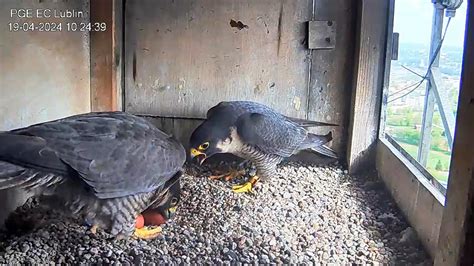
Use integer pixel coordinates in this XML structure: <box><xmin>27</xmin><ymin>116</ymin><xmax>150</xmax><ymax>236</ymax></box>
<box><xmin>0</xmin><ymin>162</ymin><xmax>430</xmax><ymax>264</ymax></box>
<box><xmin>399</xmin><ymin>227</ymin><xmax>417</xmax><ymax>244</ymax></box>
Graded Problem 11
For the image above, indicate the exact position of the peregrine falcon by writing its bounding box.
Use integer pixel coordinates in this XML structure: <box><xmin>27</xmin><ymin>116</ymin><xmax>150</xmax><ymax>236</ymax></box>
<box><xmin>0</xmin><ymin>112</ymin><xmax>185</xmax><ymax>239</ymax></box>
<box><xmin>189</xmin><ymin>101</ymin><xmax>337</xmax><ymax>193</ymax></box>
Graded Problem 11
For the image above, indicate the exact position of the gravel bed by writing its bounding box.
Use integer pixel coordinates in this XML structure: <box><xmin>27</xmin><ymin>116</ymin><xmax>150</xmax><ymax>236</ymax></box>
<box><xmin>0</xmin><ymin>162</ymin><xmax>430</xmax><ymax>264</ymax></box>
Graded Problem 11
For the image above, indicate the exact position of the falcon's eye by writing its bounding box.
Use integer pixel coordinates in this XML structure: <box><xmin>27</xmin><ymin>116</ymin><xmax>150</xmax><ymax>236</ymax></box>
<box><xmin>199</xmin><ymin>142</ymin><xmax>210</xmax><ymax>150</ymax></box>
<box><xmin>170</xmin><ymin>197</ymin><xmax>179</xmax><ymax>206</ymax></box>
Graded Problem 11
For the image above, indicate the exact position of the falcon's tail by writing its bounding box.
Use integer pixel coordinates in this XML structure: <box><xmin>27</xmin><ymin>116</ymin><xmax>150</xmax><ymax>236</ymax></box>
<box><xmin>310</xmin><ymin>145</ymin><xmax>338</xmax><ymax>159</ymax></box>
<box><xmin>286</xmin><ymin>117</ymin><xmax>338</xmax><ymax>127</ymax></box>
<box><xmin>0</xmin><ymin>133</ymin><xmax>64</xmax><ymax>191</ymax></box>
<box><xmin>0</xmin><ymin>161</ymin><xmax>63</xmax><ymax>191</ymax></box>
<box><xmin>0</xmin><ymin>161</ymin><xmax>28</xmax><ymax>189</ymax></box>
<box><xmin>300</xmin><ymin>131</ymin><xmax>338</xmax><ymax>159</ymax></box>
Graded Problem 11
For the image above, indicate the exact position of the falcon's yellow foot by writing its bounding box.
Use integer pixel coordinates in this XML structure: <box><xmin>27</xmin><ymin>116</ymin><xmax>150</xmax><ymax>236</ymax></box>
<box><xmin>209</xmin><ymin>169</ymin><xmax>246</xmax><ymax>181</ymax></box>
<box><xmin>133</xmin><ymin>226</ymin><xmax>162</xmax><ymax>240</ymax></box>
<box><xmin>232</xmin><ymin>176</ymin><xmax>260</xmax><ymax>193</ymax></box>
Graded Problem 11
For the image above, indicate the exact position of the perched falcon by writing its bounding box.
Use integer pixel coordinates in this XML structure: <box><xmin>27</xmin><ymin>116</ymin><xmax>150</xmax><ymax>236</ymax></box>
<box><xmin>0</xmin><ymin>112</ymin><xmax>185</xmax><ymax>239</ymax></box>
<box><xmin>189</xmin><ymin>101</ymin><xmax>337</xmax><ymax>193</ymax></box>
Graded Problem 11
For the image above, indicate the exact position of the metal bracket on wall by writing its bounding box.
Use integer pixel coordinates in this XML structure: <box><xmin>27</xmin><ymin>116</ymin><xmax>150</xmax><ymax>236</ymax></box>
<box><xmin>308</xmin><ymin>20</ymin><xmax>336</xmax><ymax>50</ymax></box>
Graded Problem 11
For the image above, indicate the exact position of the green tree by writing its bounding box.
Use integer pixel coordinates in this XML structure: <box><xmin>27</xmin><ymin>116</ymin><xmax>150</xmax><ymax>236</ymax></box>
<box><xmin>435</xmin><ymin>159</ymin><xmax>443</xmax><ymax>171</ymax></box>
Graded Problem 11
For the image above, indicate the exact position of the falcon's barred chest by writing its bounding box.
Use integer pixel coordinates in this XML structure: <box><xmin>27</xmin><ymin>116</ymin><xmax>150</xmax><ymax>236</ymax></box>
<box><xmin>238</xmin><ymin>145</ymin><xmax>283</xmax><ymax>180</ymax></box>
<box><xmin>218</xmin><ymin>127</ymin><xmax>283</xmax><ymax>180</ymax></box>
<box><xmin>49</xmin><ymin>181</ymin><xmax>160</xmax><ymax>236</ymax></box>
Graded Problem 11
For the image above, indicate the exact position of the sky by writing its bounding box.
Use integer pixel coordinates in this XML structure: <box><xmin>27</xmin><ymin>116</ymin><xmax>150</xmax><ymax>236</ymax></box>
<box><xmin>394</xmin><ymin>0</ymin><xmax>468</xmax><ymax>47</ymax></box>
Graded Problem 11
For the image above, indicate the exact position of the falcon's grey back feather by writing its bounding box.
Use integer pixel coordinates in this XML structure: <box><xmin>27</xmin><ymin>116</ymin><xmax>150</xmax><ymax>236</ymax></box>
<box><xmin>1</xmin><ymin>112</ymin><xmax>185</xmax><ymax>199</ymax></box>
<box><xmin>235</xmin><ymin>113</ymin><xmax>307</xmax><ymax>157</ymax></box>
<box><xmin>0</xmin><ymin>112</ymin><xmax>185</xmax><ymax>237</ymax></box>
<box><xmin>207</xmin><ymin>101</ymin><xmax>338</xmax><ymax>127</ymax></box>
<box><xmin>209</xmin><ymin>101</ymin><xmax>337</xmax><ymax>159</ymax></box>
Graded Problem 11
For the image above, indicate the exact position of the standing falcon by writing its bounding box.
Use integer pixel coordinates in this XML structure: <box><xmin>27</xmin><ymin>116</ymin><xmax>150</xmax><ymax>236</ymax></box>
<box><xmin>189</xmin><ymin>101</ymin><xmax>337</xmax><ymax>193</ymax></box>
<box><xmin>0</xmin><ymin>112</ymin><xmax>185</xmax><ymax>239</ymax></box>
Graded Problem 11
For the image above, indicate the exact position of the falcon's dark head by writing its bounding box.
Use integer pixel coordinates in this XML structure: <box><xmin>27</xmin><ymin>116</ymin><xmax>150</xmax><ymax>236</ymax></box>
<box><xmin>148</xmin><ymin>171</ymin><xmax>182</xmax><ymax>220</ymax></box>
<box><xmin>189</xmin><ymin>120</ymin><xmax>231</xmax><ymax>165</ymax></box>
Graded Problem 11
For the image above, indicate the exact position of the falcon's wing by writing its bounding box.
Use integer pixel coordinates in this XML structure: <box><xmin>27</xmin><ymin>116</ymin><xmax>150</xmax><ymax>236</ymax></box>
<box><xmin>6</xmin><ymin>112</ymin><xmax>186</xmax><ymax>199</ymax></box>
<box><xmin>208</xmin><ymin>101</ymin><xmax>338</xmax><ymax>127</ymax></box>
<box><xmin>235</xmin><ymin>113</ymin><xmax>307</xmax><ymax>157</ymax></box>
<box><xmin>206</xmin><ymin>101</ymin><xmax>279</xmax><ymax>119</ymax></box>
<box><xmin>285</xmin><ymin>117</ymin><xmax>339</xmax><ymax>127</ymax></box>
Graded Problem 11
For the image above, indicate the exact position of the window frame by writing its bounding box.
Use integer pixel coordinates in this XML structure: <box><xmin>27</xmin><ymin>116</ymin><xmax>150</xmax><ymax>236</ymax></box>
<box><xmin>374</xmin><ymin>0</ymin><xmax>448</xmax><ymax>256</ymax></box>
<box><xmin>377</xmin><ymin>0</ymin><xmax>448</xmax><ymax>199</ymax></box>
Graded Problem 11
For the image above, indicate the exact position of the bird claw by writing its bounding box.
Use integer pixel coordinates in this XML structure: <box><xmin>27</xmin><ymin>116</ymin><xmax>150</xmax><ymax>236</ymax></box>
<box><xmin>232</xmin><ymin>176</ymin><xmax>259</xmax><ymax>193</ymax></box>
<box><xmin>133</xmin><ymin>226</ymin><xmax>162</xmax><ymax>240</ymax></box>
<box><xmin>232</xmin><ymin>182</ymin><xmax>254</xmax><ymax>193</ymax></box>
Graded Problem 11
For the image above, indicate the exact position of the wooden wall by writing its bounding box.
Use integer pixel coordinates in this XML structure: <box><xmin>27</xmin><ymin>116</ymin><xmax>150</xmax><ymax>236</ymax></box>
<box><xmin>0</xmin><ymin>0</ymin><xmax>91</xmax><ymax>130</ymax></box>
<box><xmin>124</xmin><ymin>0</ymin><xmax>357</xmax><ymax>155</ymax></box>
<box><xmin>377</xmin><ymin>139</ymin><xmax>444</xmax><ymax>258</ymax></box>
<box><xmin>0</xmin><ymin>0</ymin><xmax>91</xmax><ymax>226</ymax></box>
<box><xmin>308</xmin><ymin>0</ymin><xmax>357</xmax><ymax>158</ymax></box>
<box><xmin>435</xmin><ymin>0</ymin><xmax>474</xmax><ymax>263</ymax></box>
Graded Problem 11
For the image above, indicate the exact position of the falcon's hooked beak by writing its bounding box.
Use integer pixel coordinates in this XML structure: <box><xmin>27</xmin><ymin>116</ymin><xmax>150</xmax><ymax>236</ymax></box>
<box><xmin>190</xmin><ymin>148</ymin><xmax>207</xmax><ymax>165</ymax></box>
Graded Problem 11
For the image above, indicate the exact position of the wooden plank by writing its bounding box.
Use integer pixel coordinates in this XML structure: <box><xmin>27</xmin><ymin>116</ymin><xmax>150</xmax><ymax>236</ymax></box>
<box><xmin>140</xmin><ymin>116</ymin><xmax>203</xmax><ymax>148</ymax></box>
<box><xmin>377</xmin><ymin>139</ymin><xmax>444</xmax><ymax>258</ymax></box>
<box><xmin>0</xmin><ymin>0</ymin><xmax>91</xmax><ymax>129</ymax></box>
<box><xmin>346</xmin><ymin>0</ymin><xmax>388</xmax><ymax>173</ymax></box>
<box><xmin>113</xmin><ymin>0</ymin><xmax>124</xmax><ymax>111</ymax></box>
<box><xmin>307</xmin><ymin>0</ymin><xmax>357</xmax><ymax>156</ymax></box>
<box><xmin>435</xmin><ymin>0</ymin><xmax>474</xmax><ymax>264</ymax></box>
<box><xmin>0</xmin><ymin>0</ymin><xmax>91</xmax><ymax>226</ymax></box>
<box><xmin>124</xmin><ymin>0</ymin><xmax>312</xmax><ymax>119</ymax></box>
<box><xmin>90</xmin><ymin>0</ymin><xmax>123</xmax><ymax>111</ymax></box>
<box><xmin>379</xmin><ymin>0</ymin><xmax>395</xmax><ymax>138</ymax></box>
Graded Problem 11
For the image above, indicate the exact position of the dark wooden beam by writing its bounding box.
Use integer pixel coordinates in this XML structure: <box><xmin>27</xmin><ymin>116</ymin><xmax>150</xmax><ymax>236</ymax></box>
<box><xmin>90</xmin><ymin>0</ymin><xmax>123</xmax><ymax>111</ymax></box>
<box><xmin>347</xmin><ymin>0</ymin><xmax>389</xmax><ymax>174</ymax></box>
<box><xmin>435</xmin><ymin>0</ymin><xmax>474</xmax><ymax>264</ymax></box>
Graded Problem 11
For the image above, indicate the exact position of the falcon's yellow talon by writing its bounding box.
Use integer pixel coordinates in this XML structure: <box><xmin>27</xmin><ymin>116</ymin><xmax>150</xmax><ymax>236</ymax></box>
<box><xmin>232</xmin><ymin>176</ymin><xmax>259</xmax><ymax>193</ymax></box>
<box><xmin>232</xmin><ymin>182</ymin><xmax>254</xmax><ymax>193</ymax></box>
<box><xmin>133</xmin><ymin>226</ymin><xmax>162</xmax><ymax>239</ymax></box>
